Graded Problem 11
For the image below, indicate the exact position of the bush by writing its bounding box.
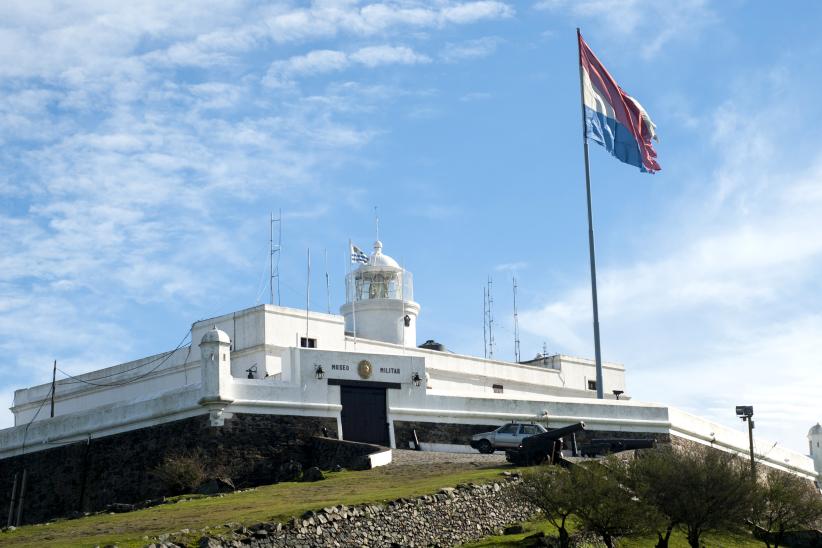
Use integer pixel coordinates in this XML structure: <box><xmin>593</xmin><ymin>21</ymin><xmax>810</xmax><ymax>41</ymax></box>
<box><xmin>152</xmin><ymin>451</ymin><xmax>208</xmax><ymax>495</ymax></box>
<box><xmin>628</xmin><ymin>445</ymin><xmax>756</xmax><ymax>548</ymax></box>
<box><xmin>751</xmin><ymin>468</ymin><xmax>822</xmax><ymax>548</ymax></box>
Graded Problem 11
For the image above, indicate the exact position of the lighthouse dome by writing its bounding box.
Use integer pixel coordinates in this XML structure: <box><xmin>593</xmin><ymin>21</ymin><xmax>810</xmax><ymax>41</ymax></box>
<box><xmin>369</xmin><ymin>240</ymin><xmax>400</xmax><ymax>269</ymax></box>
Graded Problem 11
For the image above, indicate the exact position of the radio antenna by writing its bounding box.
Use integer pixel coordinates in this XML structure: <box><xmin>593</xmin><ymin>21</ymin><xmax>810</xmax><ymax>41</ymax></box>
<box><xmin>270</xmin><ymin>210</ymin><xmax>282</xmax><ymax>305</ymax></box>
<box><xmin>513</xmin><ymin>276</ymin><xmax>521</xmax><ymax>363</ymax></box>
<box><xmin>483</xmin><ymin>286</ymin><xmax>488</xmax><ymax>359</ymax></box>
<box><xmin>487</xmin><ymin>276</ymin><xmax>494</xmax><ymax>360</ymax></box>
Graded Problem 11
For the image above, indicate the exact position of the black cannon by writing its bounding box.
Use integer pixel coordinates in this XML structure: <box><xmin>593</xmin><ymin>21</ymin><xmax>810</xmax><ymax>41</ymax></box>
<box><xmin>577</xmin><ymin>438</ymin><xmax>657</xmax><ymax>457</ymax></box>
<box><xmin>506</xmin><ymin>421</ymin><xmax>586</xmax><ymax>466</ymax></box>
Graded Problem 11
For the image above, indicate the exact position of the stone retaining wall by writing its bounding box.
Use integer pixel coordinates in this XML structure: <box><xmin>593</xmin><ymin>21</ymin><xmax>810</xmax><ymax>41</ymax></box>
<box><xmin>0</xmin><ymin>413</ymin><xmax>337</xmax><ymax>525</ymax></box>
<box><xmin>195</xmin><ymin>476</ymin><xmax>534</xmax><ymax>548</ymax></box>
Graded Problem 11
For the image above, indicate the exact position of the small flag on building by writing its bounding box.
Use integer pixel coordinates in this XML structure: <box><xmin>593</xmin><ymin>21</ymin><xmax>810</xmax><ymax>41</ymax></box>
<box><xmin>350</xmin><ymin>243</ymin><xmax>369</xmax><ymax>264</ymax></box>
<box><xmin>578</xmin><ymin>32</ymin><xmax>660</xmax><ymax>173</ymax></box>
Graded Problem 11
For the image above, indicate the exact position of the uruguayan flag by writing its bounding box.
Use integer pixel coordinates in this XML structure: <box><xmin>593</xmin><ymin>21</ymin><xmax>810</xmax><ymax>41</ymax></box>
<box><xmin>350</xmin><ymin>243</ymin><xmax>369</xmax><ymax>264</ymax></box>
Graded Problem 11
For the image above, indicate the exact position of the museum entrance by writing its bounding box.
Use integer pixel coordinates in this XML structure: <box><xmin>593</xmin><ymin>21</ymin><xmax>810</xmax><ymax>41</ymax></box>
<box><xmin>339</xmin><ymin>384</ymin><xmax>389</xmax><ymax>446</ymax></box>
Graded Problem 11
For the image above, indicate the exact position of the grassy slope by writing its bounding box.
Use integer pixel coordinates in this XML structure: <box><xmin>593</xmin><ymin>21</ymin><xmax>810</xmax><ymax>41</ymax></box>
<box><xmin>465</xmin><ymin>518</ymin><xmax>764</xmax><ymax>548</ymax></box>
<box><xmin>1</xmin><ymin>463</ymin><xmax>516</xmax><ymax>548</ymax></box>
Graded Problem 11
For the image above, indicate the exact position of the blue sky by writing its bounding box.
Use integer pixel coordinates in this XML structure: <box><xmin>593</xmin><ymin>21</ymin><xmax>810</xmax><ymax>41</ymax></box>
<box><xmin>1</xmin><ymin>1</ymin><xmax>820</xmax><ymax>455</ymax></box>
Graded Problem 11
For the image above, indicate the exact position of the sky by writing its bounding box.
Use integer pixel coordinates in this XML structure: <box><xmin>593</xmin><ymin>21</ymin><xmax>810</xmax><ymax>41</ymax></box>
<box><xmin>1</xmin><ymin>0</ymin><xmax>820</xmax><ymax>456</ymax></box>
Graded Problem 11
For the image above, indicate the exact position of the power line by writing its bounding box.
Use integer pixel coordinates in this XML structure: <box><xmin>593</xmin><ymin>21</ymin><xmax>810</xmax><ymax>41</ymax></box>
<box><xmin>57</xmin><ymin>330</ymin><xmax>191</xmax><ymax>388</ymax></box>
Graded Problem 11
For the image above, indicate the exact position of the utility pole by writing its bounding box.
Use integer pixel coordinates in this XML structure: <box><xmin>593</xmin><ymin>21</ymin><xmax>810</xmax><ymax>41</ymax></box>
<box><xmin>735</xmin><ymin>405</ymin><xmax>756</xmax><ymax>476</ymax></box>
<box><xmin>50</xmin><ymin>359</ymin><xmax>56</xmax><ymax>418</ymax></box>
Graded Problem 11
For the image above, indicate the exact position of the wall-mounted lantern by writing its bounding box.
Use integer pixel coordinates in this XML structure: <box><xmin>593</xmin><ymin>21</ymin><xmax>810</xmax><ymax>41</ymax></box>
<box><xmin>314</xmin><ymin>365</ymin><xmax>325</xmax><ymax>380</ymax></box>
<box><xmin>404</xmin><ymin>314</ymin><xmax>411</xmax><ymax>327</ymax></box>
<box><xmin>411</xmin><ymin>372</ymin><xmax>422</xmax><ymax>387</ymax></box>
<box><xmin>245</xmin><ymin>365</ymin><xmax>258</xmax><ymax>379</ymax></box>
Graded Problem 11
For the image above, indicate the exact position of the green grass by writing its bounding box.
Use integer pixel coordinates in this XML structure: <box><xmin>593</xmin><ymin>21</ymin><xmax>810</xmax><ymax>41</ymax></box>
<box><xmin>0</xmin><ymin>462</ymin><xmax>518</xmax><ymax>548</ymax></box>
<box><xmin>463</xmin><ymin>518</ymin><xmax>765</xmax><ymax>547</ymax></box>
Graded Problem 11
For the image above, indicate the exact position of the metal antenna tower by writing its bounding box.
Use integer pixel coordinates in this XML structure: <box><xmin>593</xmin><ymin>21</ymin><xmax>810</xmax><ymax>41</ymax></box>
<box><xmin>487</xmin><ymin>276</ymin><xmax>495</xmax><ymax>360</ymax></box>
<box><xmin>513</xmin><ymin>276</ymin><xmax>521</xmax><ymax>363</ymax></box>
<box><xmin>270</xmin><ymin>210</ymin><xmax>282</xmax><ymax>305</ymax></box>
<box><xmin>483</xmin><ymin>286</ymin><xmax>488</xmax><ymax>359</ymax></box>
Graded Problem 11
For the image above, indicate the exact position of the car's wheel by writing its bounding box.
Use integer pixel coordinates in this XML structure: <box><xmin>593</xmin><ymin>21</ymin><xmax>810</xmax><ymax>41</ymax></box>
<box><xmin>477</xmin><ymin>439</ymin><xmax>494</xmax><ymax>454</ymax></box>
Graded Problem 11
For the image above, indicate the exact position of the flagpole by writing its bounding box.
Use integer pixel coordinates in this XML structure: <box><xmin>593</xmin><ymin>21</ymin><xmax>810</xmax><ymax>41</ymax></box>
<box><xmin>577</xmin><ymin>28</ymin><xmax>605</xmax><ymax>400</ymax></box>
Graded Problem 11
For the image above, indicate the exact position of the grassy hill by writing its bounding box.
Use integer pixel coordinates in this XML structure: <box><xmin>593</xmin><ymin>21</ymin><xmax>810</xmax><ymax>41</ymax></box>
<box><xmin>1</xmin><ymin>462</ymin><xmax>516</xmax><ymax>548</ymax></box>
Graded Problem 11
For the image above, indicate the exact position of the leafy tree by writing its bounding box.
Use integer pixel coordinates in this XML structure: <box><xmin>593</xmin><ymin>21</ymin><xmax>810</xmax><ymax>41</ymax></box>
<box><xmin>569</xmin><ymin>457</ymin><xmax>651</xmax><ymax>548</ymax></box>
<box><xmin>630</xmin><ymin>444</ymin><xmax>756</xmax><ymax>548</ymax></box>
<box><xmin>517</xmin><ymin>466</ymin><xmax>576</xmax><ymax>548</ymax></box>
<box><xmin>751</xmin><ymin>469</ymin><xmax>822</xmax><ymax>548</ymax></box>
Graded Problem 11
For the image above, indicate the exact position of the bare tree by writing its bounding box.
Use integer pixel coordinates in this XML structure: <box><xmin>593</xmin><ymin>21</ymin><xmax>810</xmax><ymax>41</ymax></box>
<box><xmin>517</xmin><ymin>466</ymin><xmax>576</xmax><ymax>548</ymax></box>
<box><xmin>751</xmin><ymin>469</ymin><xmax>822</xmax><ymax>548</ymax></box>
<box><xmin>629</xmin><ymin>444</ymin><xmax>755</xmax><ymax>548</ymax></box>
<box><xmin>569</xmin><ymin>458</ymin><xmax>651</xmax><ymax>548</ymax></box>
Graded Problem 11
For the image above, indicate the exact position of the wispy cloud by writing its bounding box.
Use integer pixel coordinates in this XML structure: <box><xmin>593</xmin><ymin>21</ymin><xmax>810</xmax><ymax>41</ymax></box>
<box><xmin>535</xmin><ymin>0</ymin><xmax>717</xmax><ymax>57</ymax></box>
<box><xmin>519</xmin><ymin>69</ymin><xmax>822</xmax><ymax>453</ymax></box>
<box><xmin>441</xmin><ymin>36</ymin><xmax>502</xmax><ymax>62</ymax></box>
<box><xmin>265</xmin><ymin>45</ymin><xmax>430</xmax><ymax>87</ymax></box>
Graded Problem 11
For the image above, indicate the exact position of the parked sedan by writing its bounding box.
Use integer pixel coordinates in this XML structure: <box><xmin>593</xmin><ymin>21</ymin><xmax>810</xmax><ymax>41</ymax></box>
<box><xmin>469</xmin><ymin>423</ymin><xmax>547</xmax><ymax>454</ymax></box>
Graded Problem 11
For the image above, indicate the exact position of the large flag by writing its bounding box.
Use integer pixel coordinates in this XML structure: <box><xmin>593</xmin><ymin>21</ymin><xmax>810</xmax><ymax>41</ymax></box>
<box><xmin>578</xmin><ymin>32</ymin><xmax>660</xmax><ymax>173</ymax></box>
<box><xmin>350</xmin><ymin>243</ymin><xmax>369</xmax><ymax>264</ymax></box>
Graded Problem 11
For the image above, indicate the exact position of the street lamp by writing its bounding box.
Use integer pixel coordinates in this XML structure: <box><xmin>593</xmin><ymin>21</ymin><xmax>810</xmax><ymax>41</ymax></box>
<box><xmin>735</xmin><ymin>405</ymin><xmax>755</xmax><ymax>476</ymax></box>
<box><xmin>612</xmin><ymin>390</ymin><xmax>624</xmax><ymax>400</ymax></box>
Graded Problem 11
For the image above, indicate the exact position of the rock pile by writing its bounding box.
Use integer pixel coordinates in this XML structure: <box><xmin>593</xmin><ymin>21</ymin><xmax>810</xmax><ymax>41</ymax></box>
<box><xmin>191</xmin><ymin>475</ymin><xmax>534</xmax><ymax>547</ymax></box>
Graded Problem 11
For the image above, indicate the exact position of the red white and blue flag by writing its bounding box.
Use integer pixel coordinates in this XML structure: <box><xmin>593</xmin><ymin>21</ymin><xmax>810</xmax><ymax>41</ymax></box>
<box><xmin>578</xmin><ymin>32</ymin><xmax>660</xmax><ymax>174</ymax></box>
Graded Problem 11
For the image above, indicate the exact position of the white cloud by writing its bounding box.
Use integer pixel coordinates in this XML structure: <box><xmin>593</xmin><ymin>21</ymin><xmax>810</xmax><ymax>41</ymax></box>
<box><xmin>518</xmin><ymin>77</ymin><xmax>822</xmax><ymax>454</ymax></box>
<box><xmin>265</xmin><ymin>44</ymin><xmax>429</xmax><ymax>87</ymax></box>
<box><xmin>350</xmin><ymin>45</ymin><xmax>430</xmax><ymax>67</ymax></box>
<box><xmin>536</xmin><ymin>0</ymin><xmax>717</xmax><ymax>57</ymax></box>
<box><xmin>441</xmin><ymin>36</ymin><xmax>502</xmax><ymax>62</ymax></box>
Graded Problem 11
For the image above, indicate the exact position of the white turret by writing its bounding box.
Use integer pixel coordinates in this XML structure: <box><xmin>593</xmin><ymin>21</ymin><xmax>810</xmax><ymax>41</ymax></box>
<box><xmin>199</xmin><ymin>326</ymin><xmax>234</xmax><ymax>426</ymax></box>
<box><xmin>809</xmin><ymin>423</ymin><xmax>822</xmax><ymax>478</ymax></box>
<box><xmin>340</xmin><ymin>240</ymin><xmax>420</xmax><ymax>345</ymax></box>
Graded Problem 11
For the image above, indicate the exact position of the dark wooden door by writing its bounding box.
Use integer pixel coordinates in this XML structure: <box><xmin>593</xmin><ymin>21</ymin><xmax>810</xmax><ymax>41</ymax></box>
<box><xmin>340</xmin><ymin>385</ymin><xmax>389</xmax><ymax>446</ymax></box>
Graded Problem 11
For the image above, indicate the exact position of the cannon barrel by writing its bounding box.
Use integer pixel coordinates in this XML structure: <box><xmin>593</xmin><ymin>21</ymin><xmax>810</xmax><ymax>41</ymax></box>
<box><xmin>506</xmin><ymin>421</ymin><xmax>586</xmax><ymax>466</ymax></box>
<box><xmin>521</xmin><ymin>421</ymin><xmax>586</xmax><ymax>448</ymax></box>
<box><xmin>578</xmin><ymin>438</ymin><xmax>656</xmax><ymax>456</ymax></box>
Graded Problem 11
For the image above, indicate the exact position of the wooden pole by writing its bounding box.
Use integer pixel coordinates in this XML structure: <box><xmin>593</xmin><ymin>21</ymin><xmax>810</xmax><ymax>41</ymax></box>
<box><xmin>6</xmin><ymin>472</ymin><xmax>18</xmax><ymax>527</ymax></box>
<box><xmin>14</xmin><ymin>469</ymin><xmax>27</xmax><ymax>526</ymax></box>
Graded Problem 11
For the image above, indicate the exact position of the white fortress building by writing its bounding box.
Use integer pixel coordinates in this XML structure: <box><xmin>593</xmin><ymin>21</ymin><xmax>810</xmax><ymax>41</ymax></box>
<box><xmin>1</xmin><ymin>240</ymin><xmax>818</xmax><ymax>522</ymax></box>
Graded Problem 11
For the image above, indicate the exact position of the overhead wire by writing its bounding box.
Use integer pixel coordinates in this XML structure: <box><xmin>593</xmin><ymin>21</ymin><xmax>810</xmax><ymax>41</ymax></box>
<box><xmin>57</xmin><ymin>329</ymin><xmax>191</xmax><ymax>388</ymax></box>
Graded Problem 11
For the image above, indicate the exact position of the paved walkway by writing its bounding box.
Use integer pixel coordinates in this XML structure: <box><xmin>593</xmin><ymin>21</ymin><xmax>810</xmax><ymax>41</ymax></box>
<box><xmin>389</xmin><ymin>448</ymin><xmax>507</xmax><ymax>466</ymax></box>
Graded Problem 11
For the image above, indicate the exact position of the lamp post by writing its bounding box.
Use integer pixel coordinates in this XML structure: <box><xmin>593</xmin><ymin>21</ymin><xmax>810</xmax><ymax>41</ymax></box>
<box><xmin>735</xmin><ymin>405</ymin><xmax>755</xmax><ymax>476</ymax></box>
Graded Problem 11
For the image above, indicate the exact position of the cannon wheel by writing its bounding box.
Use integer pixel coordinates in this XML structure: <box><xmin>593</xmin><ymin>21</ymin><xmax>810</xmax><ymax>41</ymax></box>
<box><xmin>476</xmin><ymin>440</ymin><xmax>494</xmax><ymax>454</ymax></box>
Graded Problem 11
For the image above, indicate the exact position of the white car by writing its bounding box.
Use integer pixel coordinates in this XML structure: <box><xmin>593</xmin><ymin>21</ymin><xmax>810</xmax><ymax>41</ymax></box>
<box><xmin>470</xmin><ymin>423</ymin><xmax>547</xmax><ymax>454</ymax></box>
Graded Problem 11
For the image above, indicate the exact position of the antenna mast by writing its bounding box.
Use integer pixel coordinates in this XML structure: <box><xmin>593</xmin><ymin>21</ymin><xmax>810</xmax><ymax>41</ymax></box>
<box><xmin>270</xmin><ymin>210</ymin><xmax>282</xmax><ymax>305</ymax></box>
<box><xmin>487</xmin><ymin>276</ymin><xmax>494</xmax><ymax>360</ymax></box>
<box><xmin>513</xmin><ymin>276</ymin><xmax>521</xmax><ymax>363</ymax></box>
<box><xmin>374</xmin><ymin>206</ymin><xmax>380</xmax><ymax>241</ymax></box>
<box><xmin>483</xmin><ymin>286</ymin><xmax>488</xmax><ymax>359</ymax></box>
<box><xmin>324</xmin><ymin>248</ymin><xmax>331</xmax><ymax>314</ymax></box>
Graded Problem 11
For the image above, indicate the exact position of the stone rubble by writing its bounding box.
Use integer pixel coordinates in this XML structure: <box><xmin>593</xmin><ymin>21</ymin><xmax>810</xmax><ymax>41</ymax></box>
<box><xmin>157</xmin><ymin>475</ymin><xmax>534</xmax><ymax>548</ymax></box>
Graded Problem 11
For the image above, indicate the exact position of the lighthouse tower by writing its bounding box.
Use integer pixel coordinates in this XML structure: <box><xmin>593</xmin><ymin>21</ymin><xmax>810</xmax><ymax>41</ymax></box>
<box><xmin>341</xmin><ymin>240</ymin><xmax>420</xmax><ymax>346</ymax></box>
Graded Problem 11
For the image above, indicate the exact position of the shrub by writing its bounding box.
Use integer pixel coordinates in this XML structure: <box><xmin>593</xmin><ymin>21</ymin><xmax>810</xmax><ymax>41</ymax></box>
<box><xmin>152</xmin><ymin>451</ymin><xmax>207</xmax><ymax>495</ymax></box>
<box><xmin>517</xmin><ymin>466</ymin><xmax>576</xmax><ymax>548</ymax></box>
<box><xmin>751</xmin><ymin>468</ymin><xmax>822</xmax><ymax>548</ymax></box>
<box><xmin>628</xmin><ymin>445</ymin><xmax>756</xmax><ymax>548</ymax></box>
